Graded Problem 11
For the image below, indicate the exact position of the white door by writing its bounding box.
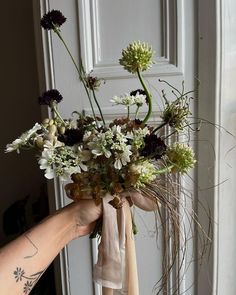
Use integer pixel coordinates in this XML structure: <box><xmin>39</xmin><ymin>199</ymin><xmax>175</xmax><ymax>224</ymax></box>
<box><xmin>35</xmin><ymin>0</ymin><xmax>197</xmax><ymax>294</ymax></box>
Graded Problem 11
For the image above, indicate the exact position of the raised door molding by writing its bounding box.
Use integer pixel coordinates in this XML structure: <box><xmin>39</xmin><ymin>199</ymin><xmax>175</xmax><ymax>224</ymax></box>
<box><xmin>78</xmin><ymin>0</ymin><xmax>184</xmax><ymax>78</ymax></box>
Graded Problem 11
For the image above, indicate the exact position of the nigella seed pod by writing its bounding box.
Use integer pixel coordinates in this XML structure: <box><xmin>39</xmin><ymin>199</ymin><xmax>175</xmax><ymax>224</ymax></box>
<box><xmin>59</xmin><ymin>126</ymin><xmax>66</xmax><ymax>135</ymax></box>
<box><xmin>45</xmin><ymin>133</ymin><xmax>56</xmax><ymax>142</ymax></box>
<box><xmin>43</xmin><ymin>118</ymin><xmax>50</xmax><ymax>125</ymax></box>
<box><xmin>49</xmin><ymin>119</ymin><xmax>54</xmax><ymax>126</ymax></box>
<box><xmin>35</xmin><ymin>137</ymin><xmax>44</xmax><ymax>149</ymax></box>
<box><xmin>48</xmin><ymin>125</ymin><xmax>57</xmax><ymax>134</ymax></box>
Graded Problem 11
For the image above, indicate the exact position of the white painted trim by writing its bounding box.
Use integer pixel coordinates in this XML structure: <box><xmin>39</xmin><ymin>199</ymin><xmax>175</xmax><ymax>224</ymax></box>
<box><xmin>197</xmin><ymin>0</ymin><xmax>221</xmax><ymax>294</ymax></box>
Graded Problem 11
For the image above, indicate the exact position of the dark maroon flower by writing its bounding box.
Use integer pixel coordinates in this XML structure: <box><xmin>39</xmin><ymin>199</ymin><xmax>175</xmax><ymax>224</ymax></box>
<box><xmin>38</xmin><ymin>89</ymin><xmax>63</xmax><ymax>105</ymax></box>
<box><xmin>41</xmin><ymin>10</ymin><xmax>66</xmax><ymax>30</ymax></box>
<box><xmin>130</xmin><ymin>89</ymin><xmax>146</xmax><ymax>97</ymax></box>
<box><xmin>141</xmin><ymin>134</ymin><xmax>166</xmax><ymax>159</ymax></box>
<box><xmin>58</xmin><ymin>129</ymin><xmax>83</xmax><ymax>146</ymax></box>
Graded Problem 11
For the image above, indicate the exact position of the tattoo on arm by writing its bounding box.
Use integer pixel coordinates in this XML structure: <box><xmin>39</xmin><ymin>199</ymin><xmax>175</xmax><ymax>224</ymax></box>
<box><xmin>13</xmin><ymin>236</ymin><xmax>44</xmax><ymax>293</ymax></box>
<box><xmin>13</xmin><ymin>267</ymin><xmax>45</xmax><ymax>294</ymax></box>
<box><xmin>23</xmin><ymin>235</ymin><xmax>38</xmax><ymax>259</ymax></box>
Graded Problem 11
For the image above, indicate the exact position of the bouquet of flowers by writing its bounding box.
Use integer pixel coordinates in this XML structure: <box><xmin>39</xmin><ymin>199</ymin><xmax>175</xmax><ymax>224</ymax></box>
<box><xmin>6</xmin><ymin>9</ymin><xmax>204</xmax><ymax>295</ymax></box>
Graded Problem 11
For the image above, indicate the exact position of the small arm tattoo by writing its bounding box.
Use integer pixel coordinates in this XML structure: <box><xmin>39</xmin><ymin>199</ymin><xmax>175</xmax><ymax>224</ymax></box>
<box><xmin>13</xmin><ymin>267</ymin><xmax>45</xmax><ymax>294</ymax></box>
<box><xmin>23</xmin><ymin>235</ymin><xmax>38</xmax><ymax>259</ymax></box>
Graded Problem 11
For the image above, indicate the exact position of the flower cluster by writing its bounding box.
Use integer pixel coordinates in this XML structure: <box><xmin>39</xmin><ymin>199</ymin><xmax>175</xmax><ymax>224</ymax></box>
<box><xmin>6</xmin><ymin>10</ymin><xmax>196</xmax><ymax>204</ymax></box>
<box><xmin>119</xmin><ymin>41</ymin><xmax>154</xmax><ymax>73</ymax></box>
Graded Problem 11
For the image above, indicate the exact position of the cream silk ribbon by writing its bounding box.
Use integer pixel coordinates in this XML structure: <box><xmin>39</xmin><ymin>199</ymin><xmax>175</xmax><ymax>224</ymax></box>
<box><xmin>93</xmin><ymin>191</ymin><xmax>158</xmax><ymax>295</ymax></box>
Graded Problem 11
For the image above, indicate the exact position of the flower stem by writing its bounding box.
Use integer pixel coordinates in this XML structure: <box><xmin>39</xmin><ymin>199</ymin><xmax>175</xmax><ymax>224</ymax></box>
<box><xmin>135</xmin><ymin>106</ymin><xmax>140</xmax><ymax>119</ymax></box>
<box><xmin>51</xmin><ymin>102</ymin><xmax>65</xmax><ymax>125</ymax></box>
<box><xmin>92</xmin><ymin>89</ymin><xmax>105</xmax><ymax>126</ymax></box>
<box><xmin>151</xmin><ymin>122</ymin><xmax>167</xmax><ymax>133</ymax></box>
<box><xmin>54</xmin><ymin>28</ymin><xmax>97</xmax><ymax>125</ymax></box>
<box><xmin>155</xmin><ymin>165</ymin><xmax>174</xmax><ymax>175</ymax></box>
<box><xmin>127</xmin><ymin>106</ymin><xmax>130</xmax><ymax>119</ymax></box>
<box><xmin>137</xmin><ymin>68</ymin><xmax>152</xmax><ymax>124</ymax></box>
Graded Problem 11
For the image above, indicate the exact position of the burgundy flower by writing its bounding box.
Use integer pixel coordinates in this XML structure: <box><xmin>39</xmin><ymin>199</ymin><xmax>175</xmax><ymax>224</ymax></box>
<box><xmin>141</xmin><ymin>134</ymin><xmax>166</xmax><ymax>159</ymax></box>
<box><xmin>130</xmin><ymin>89</ymin><xmax>146</xmax><ymax>96</ymax></box>
<box><xmin>41</xmin><ymin>10</ymin><xmax>66</xmax><ymax>30</ymax></box>
<box><xmin>58</xmin><ymin>129</ymin><xmax>83</xmax><ymax>146</ymax></box>
<box><xmin>38</xmin><ymin>89</ymin><xmax>63</xmax><ymax>105</ymax></box>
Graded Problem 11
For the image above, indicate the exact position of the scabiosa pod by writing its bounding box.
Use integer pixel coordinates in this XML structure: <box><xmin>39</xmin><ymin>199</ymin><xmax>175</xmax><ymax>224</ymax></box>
<box><xmin>165</xmin><ymin>143</ymin><xmax>196</xmax><ymax>174</ymax></box>
<box><xmin>119</xmin><ymin>41</ymin><xmax>154</xmax><ymax>74</ymax></box>
<box><xmin>119</xmin><ymin>41</ymin><xmax>155</xmax><ymax>125</ymax></box>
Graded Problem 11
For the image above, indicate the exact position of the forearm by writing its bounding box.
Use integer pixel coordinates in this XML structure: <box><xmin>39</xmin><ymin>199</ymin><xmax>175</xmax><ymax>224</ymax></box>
<box><xmin>0</xmin><ymin>203</ymin><xmax>78</xmax><ymax>295</ymax></box>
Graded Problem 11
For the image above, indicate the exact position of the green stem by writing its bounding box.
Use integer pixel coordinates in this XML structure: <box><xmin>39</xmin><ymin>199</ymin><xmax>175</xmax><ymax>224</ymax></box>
<box><xmin>135</xmin><ymin>106</ymin><xmax>140</xmax><ymax>119</ymax></box>
<box><xmin>127</xmin><ymin>106</ymin><xmax>130</xmax><ymax>119</ymax></box>
<box><xmin>155</xmin><ymin>165</ymin><xmax>174</xmax><ymax>175</ymax></box>
<box><xmin>151</xmin><ymin>122</ymin><xmax>167</xmax><ymax>134</ymax></box>
<box><xmin>54</xmin><ymin>28</ymin><xmax>97</xmax><ymax>125</ymax></box>
<box><xmin>51</xmin><ymin>103</ymin><xmax>65</xmax><ymax>125</ymax></box>
<box><xmin>137</xmin><ymin>68</ymin><xmax>152</xmax><ymax>124</ymax></box>
<box><xmin>92</xmin><ymin>89</ymin><xmax>105</xmax><ymax>126</ymax></box>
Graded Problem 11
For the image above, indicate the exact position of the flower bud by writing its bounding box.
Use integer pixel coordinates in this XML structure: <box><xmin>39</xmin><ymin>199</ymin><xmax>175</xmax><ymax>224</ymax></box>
<box><xmin>48</xmin><ymin>124</ymin><xmax>57</xmax><ymax>134</ymax></box>
<box><xmin>35</xmin><ymin>137</ymin><xmax>44</xmax><ymax>149</ymax></box>
<box><xmin>49</xmin><ymin>119</ymin><xmax>54</xmax><ymax>126</ymax></box>
<box><xmin>45</xmin><ymin>133</ymin><xmax>56</xmax><ymax>142</ymax></box>
<box><xmin>58</xmin><ymin>126</ymin><xmax>66</xmax><ymax>135</ymax></box>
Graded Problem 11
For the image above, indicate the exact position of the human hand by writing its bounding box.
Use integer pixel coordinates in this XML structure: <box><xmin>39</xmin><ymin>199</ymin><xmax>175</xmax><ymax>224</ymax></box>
<box><xmin>67</xmin><ymin>199</ymin><xmax>102</xmax><ymax>239</ymax></box>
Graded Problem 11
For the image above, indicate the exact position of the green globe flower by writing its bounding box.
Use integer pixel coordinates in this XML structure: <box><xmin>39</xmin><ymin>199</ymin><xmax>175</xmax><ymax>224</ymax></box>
<box><xmin>166</xmin><ymin>143</ymin><xmax>196</xmax><ymax>174</ymax></box>
<box><xmin>119</xmin><ymin>41</ymin><xmax>154</xmax><ymax>73</ymax></box>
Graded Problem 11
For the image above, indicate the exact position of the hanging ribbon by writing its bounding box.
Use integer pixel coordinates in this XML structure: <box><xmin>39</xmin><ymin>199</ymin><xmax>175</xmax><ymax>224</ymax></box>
<box><xmin>93</xmin><ymin>190</ymin><xmax>158</xmax><ymax>295</ymax></box>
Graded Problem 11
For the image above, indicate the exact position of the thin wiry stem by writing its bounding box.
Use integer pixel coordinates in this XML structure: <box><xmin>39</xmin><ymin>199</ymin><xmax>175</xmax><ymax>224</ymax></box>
<box><xmin>53</xmin><ymin>27</ymin><xmax>98</xmax><ymax>126</ymax></box>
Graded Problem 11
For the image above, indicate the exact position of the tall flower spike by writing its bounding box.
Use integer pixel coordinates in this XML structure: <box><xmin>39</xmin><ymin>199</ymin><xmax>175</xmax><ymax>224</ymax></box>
<box><xmin>119</xmin><ymin>41</ymin><xmax>154</xmax><ymax>73</ymax></box>
<box><xmin>41</xmin><ymin>10</ymin><xmax>66</xmax><ymax>30</ymax></box>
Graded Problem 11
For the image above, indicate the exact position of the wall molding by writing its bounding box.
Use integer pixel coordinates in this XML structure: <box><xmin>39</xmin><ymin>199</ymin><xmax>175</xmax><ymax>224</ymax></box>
<box><xmin>78</xmin><ymin>0</ymin><xmax>184</xmax><ymax>79</ymax></box>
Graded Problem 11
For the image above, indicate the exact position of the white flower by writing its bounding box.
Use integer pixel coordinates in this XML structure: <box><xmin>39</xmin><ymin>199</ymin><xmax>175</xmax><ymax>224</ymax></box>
<box><xmin>133</xmin><ymin>93</ymin><xmax>146</xmax><ymax>107</ymax></box>
<box><xmin>5</xmin><ymin>139</ymin><xmax>23</xmax><ymax>153</ymax></box>
<box><xmin>27</xmin><ymin>123</ymin><xmax>42</xmax><ymax>138</ymax></box>
<box><xmin>5</xmin><ymin>123</ymin><xmax>42</xmax><ymax>153</ymax></box>
<box><xmin>114</xmin><ymin>145</ymin><xmax>132</xmax><ymax>169</ymax></box>
<box><xmin>43</xmin><ymin>140</ymin><xmax>64</xmax><ymax>150</ymax></box>
<box><xmin>88</xmin><ymin>129</ymin><xmax>113</xmax><ymax>158</ymax></box>
<box><xmin>126</xmin><ymin>127</ymin><xmax>150</xmax><ymax>150</ymax></box>
<box><xmin>111</xmin><ymin>94</ymin><xmax>136</xmax><ymax>106</ymax></box>
<box><xmin>39</xmin><ymin>149</ymin><xmax>55</xmax><ymax>179</ymax></box>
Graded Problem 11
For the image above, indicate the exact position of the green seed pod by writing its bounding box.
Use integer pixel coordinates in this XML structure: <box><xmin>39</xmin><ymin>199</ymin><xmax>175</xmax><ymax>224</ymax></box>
<box><xmin>48</xmin><ymin>124</ymin><xmax>57</xmax><ymax>134</ymax></box>
<box><xmin>49</xmin><ymin>119</ymin><xmax>54</xmax><ymax>126</ymax></box>
<box><xmin>35</xmin><ymin>137</ymin><xmax>44</xmax><ymax>149</ymax></box>
<box><xmin>58</xmin><ymin>126</ymin><xmax>66</xmax><ymax>135</ymax></box>
<box><xmin>43</xmin><ymin>118</ymin><xmax>50</xmax><ymax>125</ymax></box>
<box><xmin>45</xmin><ymin>133</ymin><xmax>56</xmax><ymax>141</ymax></box>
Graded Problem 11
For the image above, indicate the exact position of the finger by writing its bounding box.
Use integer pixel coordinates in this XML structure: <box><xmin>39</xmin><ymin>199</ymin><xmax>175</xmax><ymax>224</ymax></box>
<box><xmin>77</xmin><ymin>221</ymin><xmax>97</xmax><ymax>237</ymax></box>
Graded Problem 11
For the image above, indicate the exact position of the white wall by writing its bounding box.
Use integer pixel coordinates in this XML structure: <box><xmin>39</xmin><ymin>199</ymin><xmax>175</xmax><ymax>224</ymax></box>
<box><xmin>0</xmin><ymin>0</ymin><xmax>45</xmax><ymax>244</ymax></box>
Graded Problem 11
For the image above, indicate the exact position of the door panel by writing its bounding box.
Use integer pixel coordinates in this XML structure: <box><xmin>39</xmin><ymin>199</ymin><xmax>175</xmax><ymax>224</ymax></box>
<box><xmin>38</xmin><ymin>0</ymin><xmax>197</xmax><ymax>294</ymax></box>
